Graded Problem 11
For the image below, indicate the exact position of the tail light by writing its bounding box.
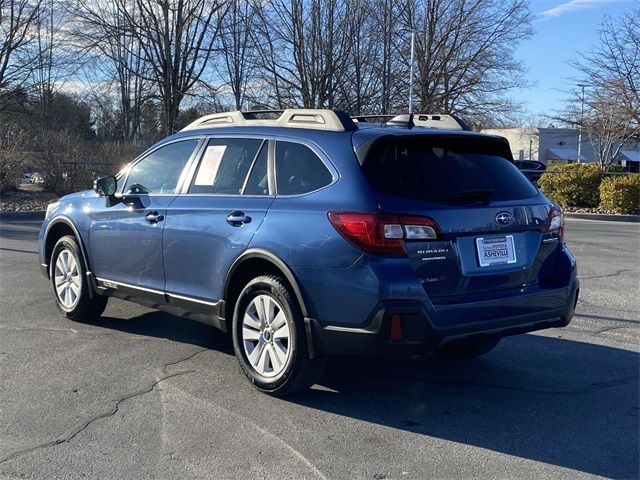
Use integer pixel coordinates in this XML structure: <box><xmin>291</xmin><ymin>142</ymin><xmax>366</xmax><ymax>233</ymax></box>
<box><xmin>547</xmin><ymin>205</ymin><xmax>564</xmax><ymax>240</ymax></box>
<box><xmin>327</xmin><ymin>212</ymin><xmax>440</xmax><ymax>256</ymax></box>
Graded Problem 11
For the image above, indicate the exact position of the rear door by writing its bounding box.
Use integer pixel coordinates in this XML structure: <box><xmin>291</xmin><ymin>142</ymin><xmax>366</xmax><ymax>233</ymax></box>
<box><xmin>361</xmin><ymin>134</ymin><xmax>557</xmax><ymax>299</ymax></box>
<box><xmin>162</xmin><ymin>136</ymin><xmax>274</xmax><ymax>307</ymax></box>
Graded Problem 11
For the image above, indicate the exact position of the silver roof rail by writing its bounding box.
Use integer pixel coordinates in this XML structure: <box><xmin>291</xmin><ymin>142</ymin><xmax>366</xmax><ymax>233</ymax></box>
<box><xmin>386</xmin><ymin>113</ymin><xmax>471</xmax><ymax>131</ymax></box>
<box><xmin>181</xmin><ymin>109</ymin><xmax>357</xmax><ymax>132</ymax></box>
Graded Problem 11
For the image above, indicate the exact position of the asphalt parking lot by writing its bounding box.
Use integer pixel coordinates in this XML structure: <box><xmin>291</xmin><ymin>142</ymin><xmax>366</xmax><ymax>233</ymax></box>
<box><xmin>0</xmin><ymin>218</ymin><xmax>638</xmax><ymax>480</ymax></box>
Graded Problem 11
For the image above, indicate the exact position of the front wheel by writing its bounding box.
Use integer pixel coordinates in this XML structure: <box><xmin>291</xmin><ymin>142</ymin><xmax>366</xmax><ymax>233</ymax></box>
<box><xmin>232</xmin><ymin>275</ymin><xmax>326</xmax><ymax>396</ymax></box>
<box><xmin>50</xmin><ymin>235</ymin><xmax>108</xmax><ymax>322</ymax></box>
<box><xmin>436</xmin><ymin>337</ymin><xmax>501</xmax><ymax>359</ymax></box>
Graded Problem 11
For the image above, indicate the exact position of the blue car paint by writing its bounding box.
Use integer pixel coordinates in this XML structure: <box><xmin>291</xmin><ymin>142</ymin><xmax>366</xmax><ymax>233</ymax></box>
<box><xmin>39</xmin><ymin>124</ymin><xmax>578</xmax><ymax>353</ymax></box>
<box><xmin>89</xmin><ymin>194</ymin><xmax>175</xmax><ymax>290</ymax></box>
<box><xmin>162</xmin><ymin>194</ymin><xmax>275</xmax><ymax>302</ymax></box>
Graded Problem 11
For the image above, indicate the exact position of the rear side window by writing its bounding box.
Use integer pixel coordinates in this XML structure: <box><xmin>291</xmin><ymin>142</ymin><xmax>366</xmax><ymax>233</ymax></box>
<box><xmin>362</xmin><ymin>136</ymin><xmax>538</xmax><ymax>202</ymax></box>
<box><xmin>190</xmin><ymin>138</ymin><xmax>263</xmax><ymax>194</ymax></box>
<box><xmin>275</xmin><ymin>141</ymin><xmax>333</xmax><ymax>195</ymax></box>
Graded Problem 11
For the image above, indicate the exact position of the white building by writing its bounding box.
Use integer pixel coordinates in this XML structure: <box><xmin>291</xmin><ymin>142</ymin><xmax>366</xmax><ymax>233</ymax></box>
<box><xmin>480</xmin><ymin>127</ymin><xmax>639</xmax><ymax>171</ymax></box>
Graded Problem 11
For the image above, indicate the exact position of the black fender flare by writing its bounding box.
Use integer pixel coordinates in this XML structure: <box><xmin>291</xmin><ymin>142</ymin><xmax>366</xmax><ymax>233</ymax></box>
<box><xmin>224</xmin><ymin>248</ymin><xmax>309</xmax><ymax>318</ymax></box>
<box><xmin>44</xmin><ymin>216</ymin><xmax>95</xmax><ymax>297</ymax></box>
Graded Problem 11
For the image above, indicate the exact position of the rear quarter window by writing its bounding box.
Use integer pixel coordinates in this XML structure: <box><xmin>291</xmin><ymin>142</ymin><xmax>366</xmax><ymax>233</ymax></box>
<box><xmin>362</xmin><ymin>135</ymin><xmax>538</xmax><ymax>202</ymax></box>
<box><xmin>275</xmin><ymin>141</ymin><xmax>333</xmax><ymax>195</ymax></box>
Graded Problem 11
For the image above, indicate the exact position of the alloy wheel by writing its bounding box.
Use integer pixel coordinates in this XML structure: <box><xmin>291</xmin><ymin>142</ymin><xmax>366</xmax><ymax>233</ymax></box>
<box><xmin>241</xmin><ymin>294</ymin><xmax>291</xmax><ymax>378</ymax></box>
<box><xmin>54</xmin><ymin>249</ymin><xmax>81</xmax><ymax>309</ymax></box>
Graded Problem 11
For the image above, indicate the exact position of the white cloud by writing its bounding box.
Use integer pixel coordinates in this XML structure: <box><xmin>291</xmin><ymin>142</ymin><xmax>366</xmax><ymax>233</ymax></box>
<box><xmin>539</xmin><ymin>0</ymin><xmax>625</xmax><ymax>18</ymax></box>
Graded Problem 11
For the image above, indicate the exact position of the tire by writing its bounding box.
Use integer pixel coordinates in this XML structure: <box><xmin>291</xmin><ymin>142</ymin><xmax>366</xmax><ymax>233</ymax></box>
<box><xmin>50</xmin><ymin>235</ymin><xmax>108</xmax><ymax>322</ymax></box>
<box><xmin>436</xmin><ymin>337</ymin><xmax>501</xmax><ymax>359</ymax></box>
<box><xmin>232</xmin><ymin>275</ymin><xmax>326</xmax><ymax>396</ymax></box>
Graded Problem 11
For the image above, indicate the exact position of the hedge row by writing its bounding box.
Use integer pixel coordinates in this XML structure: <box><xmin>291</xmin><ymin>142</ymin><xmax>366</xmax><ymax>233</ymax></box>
<box><xmin>539</xmin><ymin>164</ymin><xmax>639</xmax><ymax>215</ymax></box>
<box><xmin>599</xmin><ymin>175</ymin><xmax>640</xmax><ymax>215</ymax></box>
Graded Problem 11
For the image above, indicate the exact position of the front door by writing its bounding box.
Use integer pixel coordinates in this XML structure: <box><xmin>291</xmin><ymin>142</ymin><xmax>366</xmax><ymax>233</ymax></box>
<box><xmin>89</xmin><ymin>138</ymin><xmax>201</xmax><ymax>292</ymax></box>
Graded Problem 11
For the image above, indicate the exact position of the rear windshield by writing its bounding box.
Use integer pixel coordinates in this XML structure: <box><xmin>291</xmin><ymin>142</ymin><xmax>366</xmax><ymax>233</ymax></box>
<box><xmin>362</xmin><ymin>136</ymin><xmax>538</xmax><ymax>203</ymax></box>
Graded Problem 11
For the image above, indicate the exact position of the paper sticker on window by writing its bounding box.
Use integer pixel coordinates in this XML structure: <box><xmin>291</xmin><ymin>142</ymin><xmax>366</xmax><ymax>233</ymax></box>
<box><xmin>194</xmin><ymin>145</ymin><xmax>227</xmax><ymax>186</ymax></box>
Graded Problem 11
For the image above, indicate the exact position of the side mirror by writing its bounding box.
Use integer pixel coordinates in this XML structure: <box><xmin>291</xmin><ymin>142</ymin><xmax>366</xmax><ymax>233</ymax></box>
<box><xmin>94</xmin><ymin>175</ymin><xmax>117</xmax><ymax>197</ymax></box>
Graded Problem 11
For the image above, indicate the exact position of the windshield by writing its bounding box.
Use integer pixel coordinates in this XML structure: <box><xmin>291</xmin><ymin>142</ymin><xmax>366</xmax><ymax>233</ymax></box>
<box><xmin>362</xmin><ymin>136</ymin><xmax>538</xmax><ymax>203</ymax></box>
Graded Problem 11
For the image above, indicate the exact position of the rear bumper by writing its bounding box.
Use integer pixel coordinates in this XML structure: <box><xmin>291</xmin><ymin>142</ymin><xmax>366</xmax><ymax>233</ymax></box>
<box><xmin>309</xmin><ymin>277</ymin><xmax>579</xmax><ymax>357</ymax></box>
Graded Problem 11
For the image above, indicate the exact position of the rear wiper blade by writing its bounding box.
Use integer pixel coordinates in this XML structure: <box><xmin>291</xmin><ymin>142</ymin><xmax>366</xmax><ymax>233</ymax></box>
<box><xmin>433</xmin><ymin>189</ymin><xmax>494</xmax><ymax>203</ymax></box>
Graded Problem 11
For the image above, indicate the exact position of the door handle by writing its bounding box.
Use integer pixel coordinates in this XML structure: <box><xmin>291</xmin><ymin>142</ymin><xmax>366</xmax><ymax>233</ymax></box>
<box><xmin>226</xmin><ymin>211</ymin><xmax>251</xmax><ymax>226</ymax></box>
<box><xmin>145</xmin><ymin>211</ymin><xmax>164</xmax><ymax>224</ymax></box>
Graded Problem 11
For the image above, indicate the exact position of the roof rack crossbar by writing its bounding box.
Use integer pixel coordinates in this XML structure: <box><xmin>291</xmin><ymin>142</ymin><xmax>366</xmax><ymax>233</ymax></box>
<box><xmin>181</xmin><ymin>109</ymin><xmax>357</xmax><ymax>132</ymax></box>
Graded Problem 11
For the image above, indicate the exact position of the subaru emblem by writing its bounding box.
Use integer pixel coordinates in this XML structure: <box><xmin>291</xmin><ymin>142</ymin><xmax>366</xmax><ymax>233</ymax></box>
<box><xmin>495</xmin><ymin>212</ymin><xmax>513</xmax><ymax>225</ymax></box>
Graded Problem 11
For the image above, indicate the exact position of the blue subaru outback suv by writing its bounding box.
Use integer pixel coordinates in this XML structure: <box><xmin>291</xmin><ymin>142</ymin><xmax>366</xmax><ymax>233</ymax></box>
<box><xmin>39</xmin><ymin>109</ymin><xmax>579</xmax><ymax>395</ymax></box>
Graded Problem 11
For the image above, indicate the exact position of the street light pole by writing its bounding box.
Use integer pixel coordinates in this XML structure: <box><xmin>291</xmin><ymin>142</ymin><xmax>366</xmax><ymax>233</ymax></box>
<box><xmin>403</xmin><ymin>28</ymin><xmax>427</xmax><ymax>115</ymax></box>
<box><xmin>577</xmin><ymin>83</ymin><xmax>587</xmax><ymax>163</ymax></box>
<box><xmin>409</xmin><ymin>30</ymin><xmax>415</xmax><ymax>114</ymax></box>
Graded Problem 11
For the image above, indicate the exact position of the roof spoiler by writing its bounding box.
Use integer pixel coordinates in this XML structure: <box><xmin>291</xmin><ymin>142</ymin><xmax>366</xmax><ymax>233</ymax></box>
<box><xmin>386</xmin><ymin>113</ymin><xmax>471</xmax><ymax>131</ymax></box>
<box><xmin>350</xmin><ymin>113</ymin><xmax>471</xmax><ymax>131</ymax></box>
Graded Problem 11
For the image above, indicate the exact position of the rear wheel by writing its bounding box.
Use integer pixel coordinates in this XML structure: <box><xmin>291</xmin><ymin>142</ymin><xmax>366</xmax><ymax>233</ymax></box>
<box><xmin>51</xmin><ymin>235</ymin><xmax>108</xmax><ymax>321</ymax></box>
<box><xmin>436</xmin><ymin>337</ymin><xmax>501</xmax><ymax>359</ymax></box>
<box><xmin>232</xmin><ymin>275</ymin><xmax>326</xmax><ymax>396</ymax></box>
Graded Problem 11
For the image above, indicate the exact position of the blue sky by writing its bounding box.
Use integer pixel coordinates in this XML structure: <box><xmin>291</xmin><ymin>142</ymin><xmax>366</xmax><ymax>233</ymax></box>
<box><xmin>513</xmin><ymin>0</ymin><xmax>638</xmax><ymax>117</ymax></box>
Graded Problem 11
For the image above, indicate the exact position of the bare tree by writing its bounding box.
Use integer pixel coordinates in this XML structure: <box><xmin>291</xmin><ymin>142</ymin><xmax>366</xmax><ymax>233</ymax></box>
<box><xmin>253</xmin><ymin>0</ymin><xmax>354</xmax><ymax>108</ymax></box>
<box><xmin>114</xmin><ymin>0</ymin><xmax>228</xmax><ymax>135</ymax></box>
<box><xmin>564</xmin><ymin>7</ymin><xmax>640</xmax><ymax>168</ymax></box>
<box><xmin>0</xmin><ymin>0</ymin><xmax>42</xmax><ymax>91</ymax></box>
<box><xmin>584</xmin><ymin>82</ymin><xmax>637</xmax><ymax>169</ymax></box>
<box><xmin>402</xmin><ymin>0</ymin><xmax>532</xmax><ymax>123</ymax></box>
<box><xmin>72</xmin><ymin>0</ymin><xmax>152</xmax><ymax>141</ymax></box>
<box><xmin>574</xmin><ymin>7</ymin><xmax>639</xmax><ymax>129</ymax></box>
<box><xmin>337</xmin><ymin>0</ymin><xmax>393</xmax><ymax>115</ymax></box>
<box><xmin>31</xmin><ymin>0</ymin><xmax>78</xmax><ymax>129</ymax></box>
<box><xmin>217</xmin><ymin>0</ymin><xmax>254</xmax><ymax>110</ymax></box>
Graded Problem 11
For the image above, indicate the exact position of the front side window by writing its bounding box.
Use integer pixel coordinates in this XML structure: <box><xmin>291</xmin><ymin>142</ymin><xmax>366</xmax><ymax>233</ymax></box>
<box><xmin>123</xmin><ymin>140</ymin><xmax>199</xmax><ymax>194</ymax></box>
<box><xmin>275</xmin><ymin>141</ymin><xmax>333</xmax><ymax>195</ymax></box>
<box><xmin>189</xmin><ymin>138</ymin><xmax>263</xmax><ymax>194</ymax></box>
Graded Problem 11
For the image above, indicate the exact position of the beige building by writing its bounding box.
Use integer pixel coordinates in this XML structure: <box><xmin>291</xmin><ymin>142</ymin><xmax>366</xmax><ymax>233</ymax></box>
<box><xmin>480</xmin><ymin>128</ymin><xmax>593</xmax><ymax>165</ymax></box>
<box><xmin>481</xmin><ymin>127</ymin><xmax>639</xmax><ymax>171</ymax></box>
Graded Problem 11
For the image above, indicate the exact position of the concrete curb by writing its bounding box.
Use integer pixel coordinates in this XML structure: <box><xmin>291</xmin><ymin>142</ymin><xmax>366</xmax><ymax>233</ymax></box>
<box><xmin>0</xmin><ymin>211</ymin><xmax>45</xmax><ymax>221</ymax></box>
<box><xmin>565</xmin><ymin>212</ymin><xmax>639</xmax><ymax>223</ymax></box>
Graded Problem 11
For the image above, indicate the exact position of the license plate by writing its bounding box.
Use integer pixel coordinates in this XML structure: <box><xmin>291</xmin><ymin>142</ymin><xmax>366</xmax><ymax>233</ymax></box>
<box><xmin>475</xmin><ymin>235</ymin><xmax>516</xmax><ymax>267</ymax></box>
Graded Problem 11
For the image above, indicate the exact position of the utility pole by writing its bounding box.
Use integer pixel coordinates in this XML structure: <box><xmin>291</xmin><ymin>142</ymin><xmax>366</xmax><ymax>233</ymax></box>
<box><xmin>577</xmin><ymin>83</ymin><xmax>587</xmax><ymax>163</ymax></box>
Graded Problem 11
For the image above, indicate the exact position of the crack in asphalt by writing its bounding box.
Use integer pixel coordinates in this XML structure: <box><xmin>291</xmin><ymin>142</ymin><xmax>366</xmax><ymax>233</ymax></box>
<box><xmin>592</xmin><ymin>325</ymin><xmax>632</xmax><ymax>335</ymax></box>
<box><xmin>0</xmin><ymin>324</ymin><xmax>164</xmax><ymax>341</ymax></box>
<box><xmin>577</xmin><ymin>298</ymin><xmax>640</xmax><ymax>314</ymax></box>
<box><xmin>559</xmin><ymin>326</ymin><xmax>640</xmax><ymax>348</ymax></box>
<box><xmin>0</xmin><ymin>247</ymin><xmax>38</xmax><ymax>255</ymax></box>
<box><xmin>0</xmin><ymin>348</ymin><xmax>208</xmax><ymax>466</ymax></box>
<box><xmin>580</xmin><ymin>269</ymin><xmax>636</xmax><ymax>280</ymax></box>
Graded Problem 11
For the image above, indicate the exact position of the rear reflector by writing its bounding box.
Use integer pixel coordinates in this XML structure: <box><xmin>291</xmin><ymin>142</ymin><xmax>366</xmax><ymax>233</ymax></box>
<box><xmin>390</xmin><ymin>315</ymin><xmax>403</xmax><ymax>340</ymax></box>
<box><xmin>328</xmin><ymin>212</ymin><xmax>440</xmax><ymax>256</ymax></box>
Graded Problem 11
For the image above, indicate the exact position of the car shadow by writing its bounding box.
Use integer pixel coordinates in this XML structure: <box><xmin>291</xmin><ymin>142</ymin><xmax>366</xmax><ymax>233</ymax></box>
<box><xmin>291</xmin><ymin>334</ymin><xmax>639</xmax><ymax>479</ymax></box>
<box><xmin>76</xmin><ymin>310</ymin><xmax>638</xmax><ymax>478</ymax></box>
<box><xmin>88</xmin><ymin>312</ymin><xmax>234</xmax><ymax>353</ymax></box>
